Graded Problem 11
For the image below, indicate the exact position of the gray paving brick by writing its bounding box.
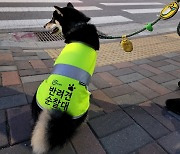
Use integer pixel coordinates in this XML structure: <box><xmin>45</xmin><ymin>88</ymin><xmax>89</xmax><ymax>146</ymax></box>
<box><xmin>91</xmin><ymin>90</ymin><xmax>120</xmax><ymax>113</ymax></box>
<box><xmin>37</xmin><ymin>52</ymin><xmax>51</xmax><ymax>60</ymax></box>
<box><xmin>50</xmin><ymin>142</ymin><xmax>76</xmax><ymax>154</ymax></box>
<box><xmin>14</xmin><ymin>56</ymin><xmax>39</xmax><ymax>61</ymax></box>
<box><xmin>0</xmin><ymin>109</ymin><xmax>6</xmax><ymax>123</ymax></box>
<box><xmin>158</xmin><ymin>64</ymin><xmax>179</xmax><ymax>72</ymax></box>
<box><xmin>0</xmin><ymin>110</ymin><xmax>8</xmax><ymax>148</ymax></box>
<box><xmin>118</xmin><ymin>73</ymin><xmax>145</xmax><ymax>83</ymax></box>
<box><xmin>109</xmin><ymin>68</ymin><xmax>135</xmax><ymax>77</ymax></box>
<box><xmin>132</xmin><ymin>142</ymin><xmax>168</xmax><ymax>154</ymax></box>
<box><xmin>148</xmin><ymin>55</ymin><xmax>167</xmax><ymax>62</ymax></box>
<box><xmin>100</xmin><ymin>124</ymin><xmax>152</xmax><ymax>154</ymax></box>
<box><xmin>0</xmin><ymin>94</ymin><xmax>28</xmax><ymax>110</ymax></box>
<box><xmin>129</xmin><ymin>82</ymin><xmax>159</xmax><ymax>99</ymax></box>
<box><xmin>153</xmin><ymin>91</ymin><xmax>180</xmax><ymax>107</ymax></box>
<box><xmin>91</xmin><ymin>74</ymin><xmax>111</xmax><ymax>89</ymax></box>
<box><xmin>139</xmin><ymin>78</ymin><xmax>171</xmax><ymax>95</ymax></box>
<box><xmin>19</xmin><ymin>68</ymin><xmax>50</xmax><ymax>77</ymax></box>
<box><xmin>169</xmin><ymin>69</ymin><xmax>180</xmax><ymax>78</ymax></box>
<box><xmin>139</xmin><ymin>64</ymin><xmax>163</xmax><ymax>74</ymax></box>
<box><xmin>141</xmin><ymin>101</ymin><xmax>180</xmax><ymax>131</ymax></box>
<box><xmin>162</xmin><ymin>79</ymin><xmax>180</xmax><ymax>91</ymax></box>
<box><xmin>113</xmin><ymin>92</ymin><xmax>148</xmax><ymax>108</ymax></box>
<box><xmin>103</xmin><ymin>84</ymin><xmax>135</xmax><ymax>98</ymax></box>
<box><xmin>125</xmin><ymin>105</ymin><xmax>169</xmax><ymax>139</ymax></box>
<box><xmin>0</xmin><ymin>85</ymin><xmax>24</xmax><ymax>98</ymax></box>
<box><xmin>97</xmin><ymin>72</ymin><xmax>122</xmax><ymax>86</ymax></box>
<box><xmin>10</xmin><ymin>47</ymin><xmax>23</xmax><ymax>53</ymax></box>
<box><xmin>167</xmin><ymin>111</ymin><xmax>180</xmax><ymax>121</ymax></box>
<box><xmin>150</xmin><ymin>73</ymin><xmax>176</xmax><ymax>84</ymax></box>
<box><xmin>0</xmin><ymin>142</ymin><xmax>32</xmax><ymax>154</ymax></box>
<box><xmin>171</xmin><ymin>55</ymin><xmax>180</xmax><ymax>63</ymax></box>
<box><xmin>89</xmin><ymin>110</ymin><xmax>134</xmax><ymax>138</ymax></box>
<box><xmin>131</xmin><ymin>66</ymin><xmax>155</xmax><ymax>77</ymax></box>
<box><xmin>165</xmin><ymin>59</ymin><xmax>180</xmax><ymax>67</ymax></box>
<box><xmin>88</xmin><ymin>83</ymin><xmax>98</xmax><ymax>91</ymax></box>
<box><xmin>21</xmin><ymin>74</ymin><xmax>49</xmax><ymax>83</ymax></box>
<box><xmin>0</xmin><ymin>73</ymin><xmax>2</xmax><ymax>86</ymax></box>
<box><xmin>23</xmin><ymin>81</ymin><xmax>41</xmax><ymax>103</ymax></box>
<box><xmin>95</xmin><ymin>65</ymin><xmax>116</xmax><ymax>73</ymax></box>
<box><xmin>148</xmin><ymin>61</ymin><xmax>170</xmax><ymax>68</ymax></box>
<box><xmin>0</xmin><ymin>50</ymin><xmax>11</xmax><ymax>53</ymax></box>
<box><xmin>7</xmin><ymin>105</ymin><xmax>32</xmax><ymax>145</ymax></box>
<box><xmin>12</xmin><ymin>52</ymin><xmax>37</xmax><ymax>57</ymax></box>
<box><xmin>42</xmin><ymin>59</ymin><xmax>54</xmax><ymax>68</ymax></box>
<box><xmin>0</xmin><ymin>61</ymin><xmax>15</xmax><ymax>66</ymax></box>
<box><xmin>163</xmin><ymin>52</ymin><xmax>180</xmax><ymax>58</ymax></box>
<box><xmin>0</xmin><ymin>66</ymin><xmax>17</xmax><ymax>72</ymax></box>
<box><xmin>158</xmin><ymin>131</ymin><xmax>180</xmax><ymax>154</ymax></box>
<box><xmin>132</xmin><ymin>58</ymin><xmax>152</xmax><ymax>65</ymax></box>
<box><xmin>88</xmin><ymin>103</ymin><xmax>105</xmax><ymax>120</ymax></box>
<box><xmin>113</xmin><ymin>62</ymin><xmax>135</xmax><ymax>69</ymax></box>
<box><xmin>15</xmin><ymin>61</ymin><xmax>32</xmax><ymax>70</ymax></box>
<box><xmin>71</xmin><ymin>124</ymin><xmax>106</xmax><ymax>154</ymax></box>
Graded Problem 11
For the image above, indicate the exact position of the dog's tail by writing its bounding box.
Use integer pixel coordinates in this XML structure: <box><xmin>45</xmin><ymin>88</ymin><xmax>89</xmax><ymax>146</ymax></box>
<box><xmin>31</xmin><ymin>110</ymin><xmax>86</xmax><ymax>154</ymax></box>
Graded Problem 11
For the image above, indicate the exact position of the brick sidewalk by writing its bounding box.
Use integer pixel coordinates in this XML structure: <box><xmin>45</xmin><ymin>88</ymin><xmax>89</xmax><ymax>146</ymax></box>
<box><xmin>0</xmin><ymin>34</ymin><xmax>180</xmax><ymax>154</ymax></box>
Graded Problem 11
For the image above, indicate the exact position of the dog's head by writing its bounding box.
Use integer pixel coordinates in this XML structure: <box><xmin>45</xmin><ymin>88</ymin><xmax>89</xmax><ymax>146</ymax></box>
<box><xmin>44</xmin><ymin>2</ymin><xmax>90</xmax><ymax>35</ymax></box>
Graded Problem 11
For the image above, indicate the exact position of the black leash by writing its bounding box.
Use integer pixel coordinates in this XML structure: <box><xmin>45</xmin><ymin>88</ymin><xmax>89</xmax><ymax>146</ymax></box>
<box><xmin>98</xmin><ymin>18</ymin><xmax>161</xmax><ymax>39</ymax></box>
<box><xmin>98</xmin><ymin>0</ymin><xmax>180</xmax><ymax>40</ymax></box>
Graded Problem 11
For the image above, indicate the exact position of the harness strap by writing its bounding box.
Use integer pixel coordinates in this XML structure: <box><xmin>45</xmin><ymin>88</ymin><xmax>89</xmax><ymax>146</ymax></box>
<box><xmin>52</xmin><ymin>64</ymin><xmax>91</xmax><ymax>86</ymax></box>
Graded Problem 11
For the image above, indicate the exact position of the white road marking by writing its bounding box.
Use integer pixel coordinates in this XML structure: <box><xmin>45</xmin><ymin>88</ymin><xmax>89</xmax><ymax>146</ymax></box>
<box><xmin>123</xmin><ymin>8</ymin><xmax>180</xmax><ymax>14</ymax></box>
<box><xmin>90</xmin><ymin>16</ymin><xmax>132</xmax><ymax>24</ymax></box>
<box><xmin>123</xmin><ymin>8</ymin><xmax>162</xmax><ymax>14</ymax></box>
<box><xmin>0</xmin><ymin>16</ymin><xmax>132</xmax><ymax>29</ymax></box>
<box><xmin>0</xmin><ymin>0</ymin><xmax>82</xmax><ymax>3</ymax></box>
<box><xmin>100</xmin><ymin>2</ymin><xmax>163</xmax><ymax>6</ymax></box>
<box><xmin>0</xmin><ymin>6</ymin><xmax>102</xmax><ymax>12</ymax></box>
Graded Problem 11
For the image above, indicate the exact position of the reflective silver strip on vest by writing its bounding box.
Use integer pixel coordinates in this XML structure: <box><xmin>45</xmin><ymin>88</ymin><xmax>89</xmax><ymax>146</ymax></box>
<box><xmin>52</xmin><ymin>64</ymin><xmax>91</xmax><ymax>85</ymax></box>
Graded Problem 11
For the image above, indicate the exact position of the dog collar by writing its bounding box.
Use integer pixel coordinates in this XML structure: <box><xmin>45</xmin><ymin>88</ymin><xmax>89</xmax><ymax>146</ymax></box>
<box><xmin>64</xmin><ymin>22</ymin><xmax>87</xmax><ymax>38</ymax></box>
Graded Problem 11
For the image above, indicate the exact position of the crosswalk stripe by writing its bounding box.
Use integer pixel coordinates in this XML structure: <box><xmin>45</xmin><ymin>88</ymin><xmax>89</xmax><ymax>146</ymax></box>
<box><xmin>0</xmin><ymin>19</ymin><xmax>49</xmax><ymax>29</ymax></box>
<box><xmin>100</xmin><ymin>2</ymin><xmax>163</xmax><ymax>6</ymax></box>
<box><xmin>123</xmin><ymin>8</ymin><xmax>180</xmax><ymax>14</ymax></box>
<box><xmin>123</xmin><ymin>8</ymin><xmax>162</xmax><ymax>14</ymax></box>
<box><xmin>0</xmin><ymin>0</ymin><xmax>82</xmax><ymax>3</ymax></box>
<box><xmin>0</xmin><ymin>6</ymin><xmax>102</xmax><ymax>12</ymax></box>
<box><xmin>90</xmin><ymin>16</ymin><xmax>132</xmax><ymax>24</ymax></box>
<box><xmin>0</xmin><ymin>15</ymin><xmax>132</xmax><ymax>29</ymax></box>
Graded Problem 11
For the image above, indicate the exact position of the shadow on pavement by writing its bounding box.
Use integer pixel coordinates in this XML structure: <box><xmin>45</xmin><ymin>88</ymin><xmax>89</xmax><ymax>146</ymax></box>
<box><xmin>0</xmin><ymin>85</ymin><xmax>180</xmax><ymax>153</ymax></box>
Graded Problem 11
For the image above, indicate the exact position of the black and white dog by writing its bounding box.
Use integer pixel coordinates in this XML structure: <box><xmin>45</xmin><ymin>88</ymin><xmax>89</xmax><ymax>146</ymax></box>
<box><xmin>31</xmin><ymin>3</ymin><xmax>99</xmax><ymax>154</ymax></box>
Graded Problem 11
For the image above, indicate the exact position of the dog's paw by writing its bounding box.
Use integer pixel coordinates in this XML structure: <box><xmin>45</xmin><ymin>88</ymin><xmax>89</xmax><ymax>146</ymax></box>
<box><xmin>68</xmin><ymin>84</ymin><xmax>76</xmax><ymax>91</ymax></box>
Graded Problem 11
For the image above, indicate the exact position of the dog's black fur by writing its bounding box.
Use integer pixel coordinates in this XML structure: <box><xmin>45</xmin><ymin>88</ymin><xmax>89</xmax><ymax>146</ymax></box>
<box><xmin>31</xmin><ymin>3</ymin><xmax>99</xmax><ymax>154</ymax></box>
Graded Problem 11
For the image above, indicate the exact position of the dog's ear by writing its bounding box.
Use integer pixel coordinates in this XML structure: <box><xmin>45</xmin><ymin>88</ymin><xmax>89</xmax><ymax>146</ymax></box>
<box><xmin>54</xmin><ymin>6</ymin><xmax>63</xmax><ymax>16</ymax></box>
<box><xmin>67</xmin><ymin>2</ymin><xmax>74</xmax><ymax>8</ymax></box>
<box><xmin>84</xmin><ymin>17</ymin><xmax>90</xmax><ymax>22</ymax></box>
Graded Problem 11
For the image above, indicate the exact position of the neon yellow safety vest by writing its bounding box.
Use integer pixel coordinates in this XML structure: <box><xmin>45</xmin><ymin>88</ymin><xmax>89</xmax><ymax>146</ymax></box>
<box><xmin>36</xmin><ymin>42</ymin><xmax>97</xmax><ymax>118</ymax></box>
